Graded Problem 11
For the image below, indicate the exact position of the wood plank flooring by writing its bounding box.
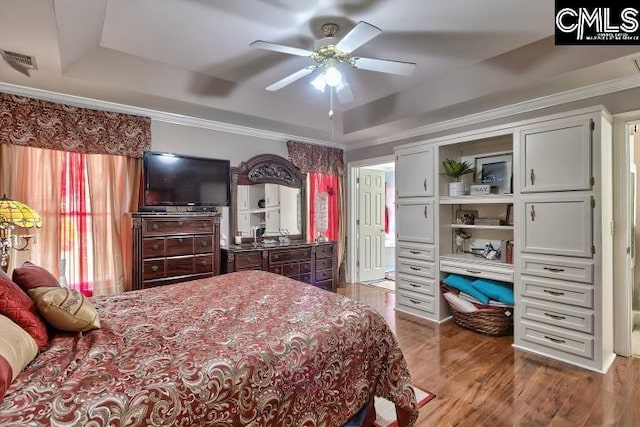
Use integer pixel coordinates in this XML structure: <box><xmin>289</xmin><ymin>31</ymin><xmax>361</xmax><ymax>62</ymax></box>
<box><xmin>338</xmin><ymin>283</ymin><xmax>640</xmax><ymax>427</ymax></box>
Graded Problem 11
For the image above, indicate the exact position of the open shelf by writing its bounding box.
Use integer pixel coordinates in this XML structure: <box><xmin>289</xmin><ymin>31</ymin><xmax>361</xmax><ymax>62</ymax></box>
<box><xmin>451</xmin><ymin>224</ymin><xmax>513</xmax><ymax>231</ymax></box>
<box><xmin>439</xmin><ymin>195</ymin><xmax>514</xmax><ymax>205</ymax></box>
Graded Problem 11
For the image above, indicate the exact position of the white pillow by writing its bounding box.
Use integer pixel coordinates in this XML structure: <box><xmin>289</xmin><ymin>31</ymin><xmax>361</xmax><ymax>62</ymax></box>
<box><xmin>444</xmin><ymin>291</ymin><xmax>478</xmax><ymax>313</ymax></box>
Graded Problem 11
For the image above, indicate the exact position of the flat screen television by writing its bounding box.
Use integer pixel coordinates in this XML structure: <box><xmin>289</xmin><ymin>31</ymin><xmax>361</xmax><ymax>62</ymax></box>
<box><xmin>142</xmin><ymin>151</ymin><xmax>230</xmax><ymax>209</ymax></box>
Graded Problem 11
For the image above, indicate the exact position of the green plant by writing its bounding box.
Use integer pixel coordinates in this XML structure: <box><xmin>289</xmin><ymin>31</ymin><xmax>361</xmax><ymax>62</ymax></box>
<box><xmin>442</xmin><ymin>158</ymin><xmax>474</xmax><ymax>181</ymax></box>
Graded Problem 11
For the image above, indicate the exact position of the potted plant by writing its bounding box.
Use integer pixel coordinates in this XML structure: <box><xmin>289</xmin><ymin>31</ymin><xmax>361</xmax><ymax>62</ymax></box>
<box><xmin>442</xmin><ymin>158</ymin><xmax>474</xmax><ymax>196</ymax></box>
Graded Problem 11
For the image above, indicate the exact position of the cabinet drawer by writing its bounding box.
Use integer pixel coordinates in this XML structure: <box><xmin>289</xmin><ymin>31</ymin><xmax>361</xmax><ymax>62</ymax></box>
<box><xmin>520</xmin><ymin>275</ymin><xmax>593</xmax><ymax>309</ymax></box>
<box><xmin>166</xmin><ymin>236</ymin><xmax>194</xmax><ymax>256</ymax></box>
<box><xmin>397</xmin><ymin>291</ymin><xmax>435</xmax><ymax>315</ymax></box>
<box><xmin>235</xmin><ymin>251</ymin><xmax>263</xmax><ymax>269</ymax></box>
<box><xmin>167</xmin><ymin>256</ymin><xmax>195</xmax><ymax>276</ymax></box>
<box><xmin>521</xmin><ymin>255</ymin><xmax>593</xmax><ymax>283</ymax></box>
<box><xmin>316</xmin><ymin>244</ymin><xmax>334</xmax><ymax>259</ymax></box>
<box><xmin>397</xmin><ymin>273</ymin><xmax>435</xmax><ymax>297</ymax></box>
<box><xmin>194</xmin><ymin>235</ymin><xmax>213</xmax><ymax>254</ymax></box>
<box><xmin>270</xmin><ymin>264</ymin><xmax>299</xmax><ymax>276</ymax></box>
<box><xmin>143</xmin><ymin>259</ymin><xmax>165</xmax><ymax>280</ymax></box>
<box><xmin>300</xmin><ymin>263</ymin><xmax>311</xmax><ymax>273</ymax></box>
<box><xmin>144</xmin><ymin>219</ymin><xmax>213</xmax><ymax>235</ymax></box>
<box><xmin>315</xmin><ymin>269</ymin><xmax>333</xmax><ymax>282</ymax></box>
<box><xmin>315</xmin><ymin>279</ymin><xmax>333</xmax><ymax>291</ymax></box>
<box><xmin>315</xmin><ymin>258</ymin><xmax>332</xmax><ymax>271</ymax></box>
<box><xmin>143</xmin><ymin>238</ymin><xmax>165</xmax><ymax>258</ymax></box>
<box><xmin>519</xmin><ymin>320</ymin><xmax>594</xmax><ymax>359</ymax></box>
<box><xmin>194</xmin><ymin>254</ymin><xmax>213</xmax><ymax>274</ymax></box>
<box><xmin>440</xmin><ymin>259</ymin><xmax>514</xmax><ymax>283</ymax></box>
<box><xmin>299</xmin><ymin>273</ymin><xmax>312</xmax><ymax>284</ymax></box>
<box><xmin>270</xmin><ymin>248</ymin><xmax>312</xmax><ymax>264</ymax></box>
<box><xmin>397</xmin><ymin>242</ymin><xmax>435</xmax><ymax>261</ymax></box>
<box><xmin>521</xmin><ymin>298</ymin><xmax>594</xmax><ymax>334</ymax></box>
<box><xmin>397</xmin><ymin>259</ymin><xmax>435</xmax><ymax>278</ymax></box>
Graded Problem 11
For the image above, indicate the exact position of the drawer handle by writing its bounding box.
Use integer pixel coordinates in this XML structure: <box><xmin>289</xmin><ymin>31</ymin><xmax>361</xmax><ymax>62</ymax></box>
<box><xmin>178</xmin><ymin>221</ymin><xmax>184</xmax><ymax>227</ymax></box>
<box><xmin>409</xmin><ymin>266</ymin><xmax>421</xmax><ymax>271</ymax></box>
<box><xmin>409</xmin><ymin>299</ymin><xmax>421</xmax><ymax>305</ymax></box>
<box><xmin>423</xmin><ymin>178</ymin><xmax>427</xmax><ymax>191</ymax></box>
<box><xmin>200</xmin><ymin>241</ymin><xmax>208</xmax><ymax>247</ymax></box>
<box><xmin>152</xmin><ymin>223</ymin><xmax>159</xmax><ymax>230</ymax></box>
<box><xmin>544</xmin><ymin>335</ymin><xmax>566</xmax><ymax>344</ymax></box>
<box><xmin>152</xmin><ymin>244</ymin><xmax>159</xmax><ymax>250</ymax></box>
<box><xmin>200</xmin><ymin>260</ymin><xmax>208</xmax><ymax>266</ymax></box>
<box><xmin>465</xmin><ymin>269</ymin><xmax>482</xmax><ymax>274</ymax></box>
<box><xmin>543</xmin><ymin>267</ymin><xmax>565</xmax><ymax>273</ymax></box>
<box><xmin>409</xmin><ymin>283</ymin><xmax>420</xmax><ymax>288</ymax></box>
<box><xmin>274</xmin><ymin>254</ymin><xmax>280</xmax><ymax>260</ymax></box>
<box><xmin>201</xmin><ymin>222</ymin><xmax>207</xmax><ymax>228</ymax></box>
<box><xmin>543</xmin><ymin>289</ymin><xmax>565</xmax><ymax>296</ymax></box>
<box><xmin>544</xmin><ymin>312</ymin><xmax>566</xmax><ymax>321</ymax></box>
<box><xmin>409</xmin><ymin>250</ymin><xmax>421</xmax><ymax>255</ymax></box>
<box><xmin>530</xmin><ymin>168</ymin><xmax>535</xmax><ymax>186</ymax></box>
<box><xmin>530</xmin><ymin>205</ymin><xmax>536</xmax><ymax>222</ymax></box>
<box><xmin>151</xmin><ymin>265</ymin><xmax>159</xmax><ymax>272</ymax></box>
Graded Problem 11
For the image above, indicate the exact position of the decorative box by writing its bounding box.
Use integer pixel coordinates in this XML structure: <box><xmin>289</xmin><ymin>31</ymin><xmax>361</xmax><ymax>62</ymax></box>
<box><xmin>469</xmin><ymin>184</ymin><xmax>491</xmax><ymax>195</ymax></box>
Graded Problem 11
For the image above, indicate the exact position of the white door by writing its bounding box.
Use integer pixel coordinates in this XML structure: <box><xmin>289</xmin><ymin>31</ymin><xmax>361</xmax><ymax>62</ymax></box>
<box><xmin>396</xmin><ymin>199</ymin><xmax>435</xmax><ymax>244</ymax></box>
<box><xmin>279</xmin><ymin>186</ymin><xmax>301</xmax><ymax>234</ymax></box>
<box><xmin>237</xmin><ymin>185</ymin><xmax>250</xmax><ymax>211</ymax></box>
<box><xmin>265</xmin><ymin>208</ymin><xmax>280</xmax><ymax>235</ymax></box>
<box><xmin>358</xmin><ymin>168</ymin><xmax>386</xmax><ymax>282</ymax></box>
<box><xmin>265</xmin><ymin>184</ymin><xmax>280</xmax><ymax>207</ymax></box>
<box><xmin>396</xmin><ymin>145</ymin><xmax>435</xmax><ymax>197</ymax></box>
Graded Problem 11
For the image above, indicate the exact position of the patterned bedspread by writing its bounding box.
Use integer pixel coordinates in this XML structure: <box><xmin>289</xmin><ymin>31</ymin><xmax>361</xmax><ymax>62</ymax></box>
<box><xmin>0</xmin><ymin>271</ymin><xmax>417</xmax><ymax>426</ymax></box>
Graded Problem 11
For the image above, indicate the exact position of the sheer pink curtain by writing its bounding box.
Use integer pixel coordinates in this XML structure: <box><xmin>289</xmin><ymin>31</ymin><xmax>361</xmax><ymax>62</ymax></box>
<box><xmin>308</xmin><ymin>173</ymin><xmax>340</xmax><ymax>242</ymax></box>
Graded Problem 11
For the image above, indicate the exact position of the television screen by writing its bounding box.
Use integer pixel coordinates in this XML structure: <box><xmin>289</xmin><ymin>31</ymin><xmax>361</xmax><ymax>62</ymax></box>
<box><xmin>143</xmin><ymin>151</ymin><xmax>230</xmax><ymax>207</ymax></box>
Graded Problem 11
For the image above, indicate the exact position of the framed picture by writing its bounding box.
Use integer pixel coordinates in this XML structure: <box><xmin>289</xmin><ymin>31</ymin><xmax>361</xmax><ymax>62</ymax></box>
<box><xmin>475</xmin><ymin>153</ymin><xmax>513</xmax><ymax>194</ymax></box>
<box><xmin>455</xmin><ymin>210</ymin><xmax>478</xmax><ymax>225</ymax></box>
<box><xmin>506</xmin><ymin>204</ymin><xmax>514</xmax><ymax>226</ymax></box>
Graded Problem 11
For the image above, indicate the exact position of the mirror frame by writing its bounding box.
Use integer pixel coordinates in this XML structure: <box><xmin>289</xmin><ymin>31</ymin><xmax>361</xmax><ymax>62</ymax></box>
<box><xmin>230</xmin><ymin>154</ymin><xmax>307</xmax><ymax>242</ymax></box>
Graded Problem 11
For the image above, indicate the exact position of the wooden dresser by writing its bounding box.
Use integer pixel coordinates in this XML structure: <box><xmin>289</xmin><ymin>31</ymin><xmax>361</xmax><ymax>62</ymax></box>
<box><xmin>130</xmin><ymin>212</ymin><xmax>221</xmax><ymax>290</ymax></box>
<box><xmin>221</xmin><ymin>241</ymin><xmax>338</xmax><ymax>292</ymax></box>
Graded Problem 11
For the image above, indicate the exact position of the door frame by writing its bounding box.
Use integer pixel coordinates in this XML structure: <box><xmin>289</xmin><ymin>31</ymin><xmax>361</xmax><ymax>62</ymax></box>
<box><xmin>347</xmin><ymin>155</ymin><xmax>395</xmax><ymax>283</ymax></box>
<box><xmin>612</xmin><ymin>110</ymin><xmax>640</xmax><ymax>356</ymax></box>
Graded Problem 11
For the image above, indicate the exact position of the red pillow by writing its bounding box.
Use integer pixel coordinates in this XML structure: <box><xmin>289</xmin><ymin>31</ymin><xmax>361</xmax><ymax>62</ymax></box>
<box><xmin>12</xmin><ymin>262</ymin><xmax>60</xmax><ymax>292</ymax></box>
<box><xmin>0</xmin><ymin>273</ymin><xmax>48</xmax><ymax>349</ymax></box>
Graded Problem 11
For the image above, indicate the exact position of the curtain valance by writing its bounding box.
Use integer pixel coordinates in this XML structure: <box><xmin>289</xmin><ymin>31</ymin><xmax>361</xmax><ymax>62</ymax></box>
<box><xmin>287</xmin><ymin>141</ymin><xmax>344</xmax><ymax>176</ymax></box>
<box><xmin>0</xmin><ymin>93</ymin><xmax>151</xmax><ymax>158</ymax></box>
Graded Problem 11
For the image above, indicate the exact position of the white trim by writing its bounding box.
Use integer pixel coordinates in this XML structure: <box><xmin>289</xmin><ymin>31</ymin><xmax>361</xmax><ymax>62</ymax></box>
<box><xmin>346</xmin><ymin>75</ymin><xmax>640</xmax><ymax>151</ymax></box>
<box><xmin>346</xmin><ymin>154</ymin><xmax>395</xmax><ymax>283</ymax></box>
<box><xmin>0</xmin><ymin>82</ymin><xmax>344</xmax><ymax>149</ymax></box>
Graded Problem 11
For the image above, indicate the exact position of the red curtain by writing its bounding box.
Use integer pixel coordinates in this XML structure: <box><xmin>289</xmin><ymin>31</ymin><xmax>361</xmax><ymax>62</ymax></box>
<box><xmin>308</xmin><ymin>172</ymin><xmax>340</xmax><ymax>242</ymax></box>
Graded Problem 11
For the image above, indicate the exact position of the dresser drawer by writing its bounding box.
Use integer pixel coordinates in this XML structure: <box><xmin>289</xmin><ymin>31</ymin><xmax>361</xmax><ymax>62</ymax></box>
<box><xmin>143</xmin><ymin>238</ymin><xmax>165</xmax><ymax>258</ymax></box>
<box><xmin>235</xmin><ymin>251</ymin><xmax>263</xmax><ymax>269</ymax></box>
<box><xmin>167</xmin><ymin>256</ymin><xmax>195</xmax><ymax>276</ymax></box>
<box><xmin>299</xmin><ymin>273</ymin><xmax>312</xmax><ymax>284</ymax></box>
<box><xmin>521</xmin><ymin>255</ymin><xmax>593</xmax><ymax>283</ymax></box>
<box><xmin>315</xmin><ymin>258</ymin><xmax>333</xmax><ymax>271</ymax></box>
<box><xmin>519</xmin><ymin>320</ymin><xmax>594</xmax><ymax>359</ymax></box>
<box><xmin>397</xmin><ymin>242</ymin><xmax>435</xmax><ymax>261</ymax></box>
<box><xmin>520</xmin><ymin>298</ymin><xmax>594</xmax><ymax>334</ymax></box>
<box><xmin>143</xmin><ymin>259</ymin><xmax>165</xmax><ymax>280</ymax></box>
<box><xmin>166</xmin><ymin>236</ymin><xmax>194</xmax><ymax>256</ymax></box>
<box><xmin>144</xmin><ymin>218</ymin><xmax>213</xmax><ymax>235</ymax></box>
<box><xmin>270</xmin><ymin>264</ymin><xmax>299</xmax><ymax>276</ymax></box>
<box><xmin>397</xmin><ymin>291</ymin><xmax>435</xmax><ymax>316</ymax></box>
<box><xmin>440</xmin><ymin>259</ymin><xmax>514</xmax><ymax>283</ymax></box>
<box><xmin>194</xmin><ymin>254</ymin><xmax>213</xmax><ymax>274</ymax></box>
<box><xmin>315</xmin><ymin>269</ymin><xmax>333</xmax><ymax>282</ymax></box>
<box><xmin>397</xmin><ymin>259</ymin><xmax>435</xmax><ymax>278</ymax></box>
<box><xmin>397</xmin><ymin>273</ymin><xmax>435</xmax><ymax>297</ymax></box>
<box><xmin>520</xmin><ymin>275</ymin><xmax>593</xmax><ymax>309</ymax></box>
<box><xmin>270</xmin><ymin>248</ymin><xmax>312</xmax><ymax>264</ymax></box>
<box><xmin>316</xmin><ymin>244</ymin><xmax>334</xmax><ymax>259</ymax></box>
<box><xmin>194</xmin><ymin>235</ymin><xmax>214</xmax><ymax>254</ymax></box>
<box><xmin>315</xmin><ymin>279</ymin><xmax>333</xmax><ymax>291</ymax></box>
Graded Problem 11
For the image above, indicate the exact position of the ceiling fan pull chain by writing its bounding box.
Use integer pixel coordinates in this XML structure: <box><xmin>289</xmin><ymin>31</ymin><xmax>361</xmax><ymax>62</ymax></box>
<box><xmin>328</xmin><ymin>87</ymin><xmax>334</xmax><ymax>119</ymax></box>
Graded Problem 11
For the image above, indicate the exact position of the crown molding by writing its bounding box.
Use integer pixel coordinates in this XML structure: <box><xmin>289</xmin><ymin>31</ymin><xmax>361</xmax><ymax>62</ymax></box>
<box><xmin>0</xmin><ymin>82</ymin><xmax>345</xmax><ymax>149</ymax></box>
<box><xmin>345</xmin><ymin>73</ymin><xmax>640</xmax><ymax>151</ymax></box>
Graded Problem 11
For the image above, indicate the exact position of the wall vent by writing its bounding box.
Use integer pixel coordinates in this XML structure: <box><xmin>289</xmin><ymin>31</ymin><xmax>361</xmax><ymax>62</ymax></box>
<box><xmin>633</xmin><ymin>57</ymin><xmax>640</xmax><ymax>73</ymax></box>
<box><xmin>0</xmin><ymin>49</ymin><xmax>37</xmax><ymax>69</ymax></box>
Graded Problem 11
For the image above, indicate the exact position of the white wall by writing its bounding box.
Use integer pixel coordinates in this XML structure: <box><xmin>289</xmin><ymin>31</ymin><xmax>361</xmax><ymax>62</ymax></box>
<box><xmin>150</xmin><ymin>120</ymin><xmax>290</xmax><ymax>242</ymax></box>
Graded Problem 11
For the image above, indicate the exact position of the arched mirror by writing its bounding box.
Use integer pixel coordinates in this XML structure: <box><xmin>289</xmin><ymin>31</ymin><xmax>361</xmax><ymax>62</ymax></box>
<box><xmin>230</xmin><ymin>154</ymin><xmax>306</xmax><ymax>243</ymax></box>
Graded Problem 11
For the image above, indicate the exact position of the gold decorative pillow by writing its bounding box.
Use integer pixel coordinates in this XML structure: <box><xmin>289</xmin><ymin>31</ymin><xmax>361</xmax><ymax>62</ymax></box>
<box><xmin>28</xmin><ymin>288</ymin><xmax>100</xmax><ymax>332</ymax></box>
<box><xmin>0</xmin><ymin>314</ymin><xmax>38</xmax><ymax>399</ymax></box>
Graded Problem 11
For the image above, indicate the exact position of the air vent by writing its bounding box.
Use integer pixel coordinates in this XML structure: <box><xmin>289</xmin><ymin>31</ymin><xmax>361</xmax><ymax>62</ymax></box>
<box><xmin>0</xmin><ymin>49</ymin><xmax>37</xmax><ymax>70</ymax></box>
<box><xmin>634</xmin><ymin>57</ymin><xmax>640</xmax><ymax>73</ymax></box>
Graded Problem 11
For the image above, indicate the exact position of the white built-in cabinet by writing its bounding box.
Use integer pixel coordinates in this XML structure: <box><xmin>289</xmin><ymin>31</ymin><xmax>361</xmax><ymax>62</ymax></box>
<box><xmin>236</xmin><ymin>183</ymin><xmax>298</xmax><ymax>237</ymax></box>
<box><xmin>394</xmin><ymin>106</ymin><xmax>614</xmax><ymax>373</ymax></box>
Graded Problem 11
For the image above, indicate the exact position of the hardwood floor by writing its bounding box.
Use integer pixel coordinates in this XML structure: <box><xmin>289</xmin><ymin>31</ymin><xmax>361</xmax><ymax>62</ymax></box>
<box><xmin>339</xmin><ymin>283</ymin><xmax>640</xmax><ymax>427</ymax></box>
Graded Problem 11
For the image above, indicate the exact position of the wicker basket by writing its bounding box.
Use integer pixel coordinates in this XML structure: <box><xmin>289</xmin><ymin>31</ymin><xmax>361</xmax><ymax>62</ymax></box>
<box><xmin>441</xmin><ymin>284</ymin><xmax>513</xmax><ymax>336</ymax></box>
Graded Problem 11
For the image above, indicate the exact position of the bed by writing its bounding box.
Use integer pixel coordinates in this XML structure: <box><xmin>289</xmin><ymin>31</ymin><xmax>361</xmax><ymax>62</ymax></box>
<box><xmin>0</xmin><ymin>270</ymin><xmax>418</xmax><ymax>426</ymax></box>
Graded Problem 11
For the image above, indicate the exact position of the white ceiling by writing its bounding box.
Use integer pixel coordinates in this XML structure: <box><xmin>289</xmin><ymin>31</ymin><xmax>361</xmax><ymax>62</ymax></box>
<box><xmin>1</xmin><ymin>0</ymin><xmax>640</xmax><ymax>148</ymax></box>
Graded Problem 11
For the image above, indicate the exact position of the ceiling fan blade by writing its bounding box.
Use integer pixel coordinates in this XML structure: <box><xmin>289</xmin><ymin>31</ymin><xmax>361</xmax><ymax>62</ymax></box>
<box><xmin>335</xmin><ymin>21</ymin><xmax>382</xmax><ymax>54</ymax></box>
<box><xmin>250</xmin><ymin>40</ymin><xmax>314</xmax><ymax>57</ymax></box>
<box><xmin>266</xmin><ymin>66</ymin><xmax>317</xmax><ymax>91</ymax></box>
<box><xmin>335</xmin><ymin>81</ymin><xmax>354</xmax><ymax>104</ymax></box>
<box><xmin>350</xmin><ymin>57</ymin><xmax>417</xmax><ymax>76</ymax></box>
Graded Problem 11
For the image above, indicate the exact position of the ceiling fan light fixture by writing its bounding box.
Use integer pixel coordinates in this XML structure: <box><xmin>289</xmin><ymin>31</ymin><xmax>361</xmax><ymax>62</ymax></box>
<box><xmin>311</xmin><ymin>74</ymin><xmax>326</xmax><ymax>92</ymax></box>
<box><xmin>324</xmin><ymin>66</ymin><xmax>342</xmax><ymax>87</ymax></box>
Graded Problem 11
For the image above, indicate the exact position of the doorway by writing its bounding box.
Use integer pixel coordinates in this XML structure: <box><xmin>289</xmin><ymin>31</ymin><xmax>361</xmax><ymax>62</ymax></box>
<box><xmin>347</xmin><ymin>156</ymin><xmax>396</xmax><ymax>288</ymax></box>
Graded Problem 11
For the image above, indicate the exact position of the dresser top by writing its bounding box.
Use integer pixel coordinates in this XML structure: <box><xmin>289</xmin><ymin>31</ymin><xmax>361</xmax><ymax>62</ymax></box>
<box><xmin>222</xmin><ymin>240</ymin><xmax>334</xmax><ymax>252</ymax></box>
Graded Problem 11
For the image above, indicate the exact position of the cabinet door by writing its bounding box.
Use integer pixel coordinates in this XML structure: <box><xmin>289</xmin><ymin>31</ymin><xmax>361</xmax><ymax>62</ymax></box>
<box><xmin>396</xmin><ymin>145</ymin><xmax>434</xmax><ymax>197</ymax></box>
<box><xmin>397</xmin><ymin>200</ymin><xmax>434</xmax><ymax>243</ymax></box>
<box><xmin>265</xmin><ymin>208</ymin><xmax>280</xmax><ymax>234</ymax></box>
<box><xmin>237</xmin><ymin>211</ymin><xmax>251</xmax><ymax>236</ymax></box>
<box><xmin>520</xmin><ymin>194</ymin><xmax>592</xmax><ymax>258</ymax></box>
<box><xmin>237</xmin><ymin>185</ymin><xmax>250</xmax><ymax>211</ymax></box>
<box><xmin>520</xmin><ymin>118</ymin><xmax>592</xmax><ymax>193</ymax></box>
<box><xmin>265</xmin><ymin>184</ymin><xmax>280</xmax><ymax>207</ymax></box>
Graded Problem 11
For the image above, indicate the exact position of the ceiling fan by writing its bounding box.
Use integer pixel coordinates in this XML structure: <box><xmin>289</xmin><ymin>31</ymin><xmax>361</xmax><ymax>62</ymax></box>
<box><xmin>250</xmin><ymin>21</ymin><xmax>417</xmax><ymax>104</ymax></box>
